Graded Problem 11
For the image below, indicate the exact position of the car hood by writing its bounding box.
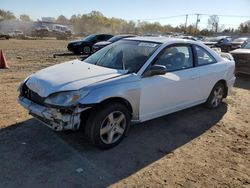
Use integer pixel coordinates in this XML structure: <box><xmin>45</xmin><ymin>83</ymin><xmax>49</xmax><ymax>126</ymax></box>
<box><xmin>26</xmin><ymin>60</ymin><xmax>127</xmax><ymax>97</ymax></box>
<box><xmin>68</xmin><ymin>39</ymin><xmax>87</xmax><ymax>44</ymax></box>
<box><xmin>230</xmin><ymin>49</ymin><xmax>250</xmax><ymax>54</ymax></box>
<box><xmin>94</xmin><ymin>41</ymin><xmax>111</xmax><ymax>46</ymax></box>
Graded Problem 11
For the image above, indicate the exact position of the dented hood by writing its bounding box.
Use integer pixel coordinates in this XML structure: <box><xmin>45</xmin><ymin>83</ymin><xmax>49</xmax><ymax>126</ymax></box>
<box><xmin>26</xmin><ymin>60</ymin><xmax>126</xmax><ymax>97</ymax></box>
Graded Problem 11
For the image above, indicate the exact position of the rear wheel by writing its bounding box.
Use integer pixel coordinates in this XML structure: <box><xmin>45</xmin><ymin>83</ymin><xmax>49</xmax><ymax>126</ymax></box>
<box><xmin>206</xmin><ymin>83</ymin><xmax>225</xmax><ymax>109</ymax></box>
<box><xmin>226</xmin><ymin>46</ymin><xmax>231</xmax><ymax>52</ymax></box>
<box><xmin>83</xmin><ymin>46</ymin><xmax>91</xmax><ymax>54</ymax></box>
<box><xmin>85</xmin><ymin>102</ymin><xmax>130</xmax><ymax>149</ymax></box>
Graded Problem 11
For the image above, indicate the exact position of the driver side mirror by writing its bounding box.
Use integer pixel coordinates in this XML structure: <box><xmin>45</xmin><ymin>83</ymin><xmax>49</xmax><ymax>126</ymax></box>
<box><xmin>143</xmin><ymin>65</ymin><xmax>167</xmax><ymax>77</ymax></box>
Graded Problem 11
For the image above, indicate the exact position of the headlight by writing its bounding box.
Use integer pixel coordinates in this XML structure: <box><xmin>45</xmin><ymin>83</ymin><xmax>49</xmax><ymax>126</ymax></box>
<box><xmin>44</xmin><ymin>89</ymin><xmax>89</xmax><ymax>107</ymax></box>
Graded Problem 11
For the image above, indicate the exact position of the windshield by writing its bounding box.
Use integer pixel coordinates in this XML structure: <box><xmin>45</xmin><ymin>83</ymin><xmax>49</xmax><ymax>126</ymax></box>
<box><xmin>83</xmin><ymin>34</ymin><xmax>96</xmax><ymax>41</ymax></box>
<box><xmin>242</xmin><ymin>42</ymin><xmax>250</xmax><ymax>49</ymax></box>
<box><xmin>84</xmin><ymin>40</ymin><xmax>160</xmax><ymax>73</ymax></box>
<box><xmin>108</xmin><ymin>36</ymin><xmax>123</xmax><ymax>43</ymax></box>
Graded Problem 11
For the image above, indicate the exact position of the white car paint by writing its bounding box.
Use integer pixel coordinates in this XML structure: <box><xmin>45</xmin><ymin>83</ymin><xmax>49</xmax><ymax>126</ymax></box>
<box><xmin>140</xmin><ymin>68</ymin><xmax>200</xmax><ymax>121</ymax></box>
<box><xmin>19</xmin><ymin>37</ymin><xmax>236</xmax><ymax>131</ymax></box>
<box><xmin>26</xmin><ymin>60</ymin><xmax>127</xmax><ymax>97</ymax></box>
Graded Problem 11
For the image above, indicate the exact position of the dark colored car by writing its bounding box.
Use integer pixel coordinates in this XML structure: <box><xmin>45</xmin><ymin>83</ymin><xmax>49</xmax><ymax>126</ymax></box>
<box><xmin>67</xmin><ymin>34</ymin><xmax>113</xmax><ymax>54</ymax></box>
<box><xmin>92</xmin><ymin>34</ymin><xmax>137</xmax><ymax>52</ymax></box>
<box><xmin>226</xmin><ymin>37</ymin><xmax>249</xmax><ymax>51</ymax></box>
<box><xmin>230</xmin><ymin>41</ymin><xmax>250</xmax><ymax>75</ymax></box>
<box><xmin>0</xmin><ymin>33</ymin><xmax>10</xmax><ymax>40</ymax></box>
<box><xmin>203</xmin><ymin>36</ymin><xmax>232</xmax><ymax>52</ymax></box>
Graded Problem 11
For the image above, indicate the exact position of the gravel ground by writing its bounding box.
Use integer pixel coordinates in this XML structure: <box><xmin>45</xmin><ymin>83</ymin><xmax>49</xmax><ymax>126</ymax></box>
<box><xmin>0</xmin><ymin>39</ymin><xmax>249</xmax><ymax>188</ymax></box>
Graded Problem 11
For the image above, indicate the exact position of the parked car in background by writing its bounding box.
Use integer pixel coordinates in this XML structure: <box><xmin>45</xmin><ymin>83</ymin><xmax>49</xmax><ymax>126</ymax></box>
<box><xmin>0</xmin><ymin>32</ymin><xmax>10</xmax><ymax>40</ymax></box>
<box><xmin>52</xmin><ymin>24</ymin><xmax>72</xmax><ymax>40</ymax></box>
<box><xmin>196</xmin><ymin>35</ymin><xmax>205</xmax><ymax>41</ymax></box>
<box><xmin>18</xmin><ymin>37</ymin><xmax>235</xmax><ymax>149</ymax></box>
<box><xmin>67</xmin><ymin>34</ymin><xmax>113</xmax><ymax>54</ymax></box>
<box><xmin>203</xmin><ymin>36</ymin><xmax>232</xmax><ymax>52</ymax></box>
<box><xmin>8</xmin><ymin>30</ymin><xmax>24</xmax><ymax>38</ymax></box>
<box><xmin>92</xmin><ymin>34</ymin><xmax>137</xmax><ymax>52</ymax></box>
<box><xmin>31</xmin><ymin>26</ymin><xmax>50</xmax><ymax>38</ymax></box>
<box><xmin>230</xmin><ymin>41</ymin><xmax>250</xmax><ymax>75</ymax></box>
<box><xmin>227</xmin><ymin>37</ymin><xmax>249</xmax><ymax>51</ymax></box>
<box><xmin>176</xmin><ymin>35</ymin><xmax>197</xmax><ymax>41</ymax></box>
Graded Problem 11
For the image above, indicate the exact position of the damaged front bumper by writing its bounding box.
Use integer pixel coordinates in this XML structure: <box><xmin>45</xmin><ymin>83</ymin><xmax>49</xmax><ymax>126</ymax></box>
<box><xmin>18</xmin><ymin>96</ymin><xmax>88</xmax><ymax>131</ymax></box>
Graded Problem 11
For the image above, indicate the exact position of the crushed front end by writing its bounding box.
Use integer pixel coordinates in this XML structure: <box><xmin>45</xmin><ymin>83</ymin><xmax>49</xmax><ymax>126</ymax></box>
<box><xmin>18</xmin><ymin>83</ymin><xmax>87</xmax><ymax>131</ymax></box>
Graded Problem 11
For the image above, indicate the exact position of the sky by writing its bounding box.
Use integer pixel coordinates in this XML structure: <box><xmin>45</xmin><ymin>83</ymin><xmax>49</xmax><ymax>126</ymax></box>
<box><xmin>1</xmin><ymin>0</ymin><xmax>250</xmax><ymax>29</ymax></box>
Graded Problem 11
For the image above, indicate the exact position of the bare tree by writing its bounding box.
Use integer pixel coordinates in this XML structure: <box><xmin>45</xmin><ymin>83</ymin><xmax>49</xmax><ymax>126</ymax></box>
<box><xmin>208</xmin><ymin>15</ymin><xmax>219</xmax><ymax>32</ymax></box>
<box><xmin>56</xmin><ymin>15</ymin><xmax>69</xmax><ymax>24</ymax></box>
<box><xmin>238</xmin><ymin>20</ymin><xmax>250</xmax><ymax>33</ymax></box>
<box><xmin>20</xmin><ymin>14</ymin><xmax>32</xmax><ymax>22</ymax></box>
<box><xmin>0</xmin><ymin>9</ymin><xmax>16</xmax><ymax>20</ymax></box>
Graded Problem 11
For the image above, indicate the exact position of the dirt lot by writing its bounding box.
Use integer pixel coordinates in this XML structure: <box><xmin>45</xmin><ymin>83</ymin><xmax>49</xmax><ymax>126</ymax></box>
<box><xmin>0</xmin><ymin>39</ymin><xmax>249</xmax><ymax>188</ymax></box>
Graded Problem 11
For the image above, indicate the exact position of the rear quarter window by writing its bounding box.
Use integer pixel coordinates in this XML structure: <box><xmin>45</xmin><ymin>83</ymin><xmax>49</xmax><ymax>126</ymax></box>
<box><xmin>195</xmin><ymin>45</ymin><xmax>217</xmax><ymax>66</ymax></box>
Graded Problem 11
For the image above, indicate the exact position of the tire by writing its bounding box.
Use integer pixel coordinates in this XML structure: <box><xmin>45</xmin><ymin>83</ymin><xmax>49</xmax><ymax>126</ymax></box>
<box><xmin>83</xmin><ymin>46</ymin><xmax>91</xmax><ymax>54</ymax></box>
<box><xmin>85</xmin><ymin>102</ymin><xmax>130</xmax><ymax>149</ymax></box>
<box><xmin>206</xmin><ymin>82</ymin><xmax>225</xmax><ymax>109</ymax></box>
<box><xmin>226</xmin><ymin>46</ymin><xmax>231</xmax><ymax>52</ymax></box>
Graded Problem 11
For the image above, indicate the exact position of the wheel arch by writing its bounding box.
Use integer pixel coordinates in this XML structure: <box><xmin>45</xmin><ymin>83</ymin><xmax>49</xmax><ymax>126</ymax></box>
<box><xmin>98</xmin><ymin>97</ymin><xmax>133</xmax><ymax>115</ymax></box>
<box><xmin>80</xmin><ymin>97</ymin><xmax>134</xmax><ymax>131</ymax></box>
<box><xmin>80</xmin><ymin>97</ymin><xmax>134</xmax><ymax>125</ymax></box>
<box><xmin>215</xmin><ymin>79</ymin><xmax>228</xmax><ymax>98</ymax></box>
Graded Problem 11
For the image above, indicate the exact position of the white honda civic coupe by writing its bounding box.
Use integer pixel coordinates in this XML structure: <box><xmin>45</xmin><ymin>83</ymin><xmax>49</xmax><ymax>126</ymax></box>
<box><xmin>18</xmin><ymin>37</ymin><xmax>236</xmax><ymax>149</ymax></box>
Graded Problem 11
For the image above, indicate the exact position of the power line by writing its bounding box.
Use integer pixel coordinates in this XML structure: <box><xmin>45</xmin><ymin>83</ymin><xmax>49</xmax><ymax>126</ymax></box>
<box><xmin>197</xmin><ymin>13</ymin><xmax>250</xmax><ymax>18</ymax></box>
<box><xmin>137</xmin><ymin>14</ymin><xmax>186</xmax><ymax>21</ymax></box>
<box><xmin>136</xmin><ymin>13</ymin><xmax>250</xmax><ymax>21</ymax></box>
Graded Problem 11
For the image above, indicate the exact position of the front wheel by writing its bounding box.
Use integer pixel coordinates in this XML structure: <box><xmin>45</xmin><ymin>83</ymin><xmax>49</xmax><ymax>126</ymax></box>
<box><xmin>83</xmin><ymin>46</ymin><xmax>91</xmax><ymax>54</ymax></box>
<box><xmin>206</xmin><ymin>83</ymin><xmax>225</xmax><ymax>109</ymax></box>
<box><xmin>85</xmin><ymin>103</ymin><xmax>130</xmax><ymax>149</ymax></box>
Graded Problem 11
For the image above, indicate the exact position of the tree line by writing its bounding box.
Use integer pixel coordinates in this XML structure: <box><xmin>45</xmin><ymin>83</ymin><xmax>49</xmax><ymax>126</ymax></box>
<box><xmin>1</xmin><ymin>9</ymin><xmax>249</xmax><ymax>35</ymax></box>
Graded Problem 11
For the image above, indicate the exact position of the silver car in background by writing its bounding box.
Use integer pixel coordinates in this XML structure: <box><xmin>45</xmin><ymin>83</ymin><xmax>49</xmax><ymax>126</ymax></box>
<box><xmin>18</xmin><ymin>37</ymin><xmax>235</xmax><ymax>149</ymax></box>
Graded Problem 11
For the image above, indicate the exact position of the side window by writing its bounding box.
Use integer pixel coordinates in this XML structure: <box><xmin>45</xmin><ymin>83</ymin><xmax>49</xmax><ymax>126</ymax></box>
<box><xmin>154</xmin><ymin>45</ymin><xmax>193</xmax><ymax>72</ymax></box>
<box><xmin>105</xmin><ymin>35</ymin><xmax>112</xmax><ymax>40</ymax></box>
<box><xmin>97</xmin><ymin>35</ymin><xmax>105</xmax><ymax>41</ymax></box>
<box><xmin>195</xmin><ymin>46</ymin><xmax>217</xmax><ymax>66</ymax></box>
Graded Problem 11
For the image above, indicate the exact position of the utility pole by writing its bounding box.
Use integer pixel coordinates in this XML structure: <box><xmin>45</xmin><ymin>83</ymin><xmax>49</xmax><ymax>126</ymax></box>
<box><xmin>184</xmin><ymin>14</ymin><xmax>188</xmax><ymax>34</ymax></box>
<box><xmin>195</xmin><ymin>14</ymin><xmax>200</xmax><ymax>35</ymax></box>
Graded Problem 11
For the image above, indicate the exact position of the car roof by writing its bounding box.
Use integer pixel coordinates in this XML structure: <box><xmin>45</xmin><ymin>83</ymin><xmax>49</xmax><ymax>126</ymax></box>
<box><xmin>125</xmin><ymin>36</ymin><xmax>198</xmax><ymax>44</ymax></box>
<box><xmin>216</xmin><ymin>36</ymin><xmax>231</xmax><ymax>39</ymax></box>
<box><xmin>91</xmin><ymin>34</ymin><xmax>113</xmax><ymax>36</ymax></box>
<box><xmin>115</xmin><ymin>34</ymin><xmax>137</xmax><ymax>37</ymax></box>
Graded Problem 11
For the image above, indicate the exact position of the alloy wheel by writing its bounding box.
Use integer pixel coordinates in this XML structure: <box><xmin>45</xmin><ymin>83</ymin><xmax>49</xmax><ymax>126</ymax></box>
<box><xmin>100</xmin><ymin>111</ymin><xmax>126</xmax><ymax>144</ymax></box>
<box><xmin>211</xmin><ymin>86</ymin><xmax>223</xmax><ymax>107</ymax></box>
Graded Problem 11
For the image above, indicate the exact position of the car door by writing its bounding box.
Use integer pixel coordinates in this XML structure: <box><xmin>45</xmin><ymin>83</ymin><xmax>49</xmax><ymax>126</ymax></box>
<box><xmin>139</xmin><ymin>44</ymin><xmax>200</xmax><ymax>121</ymax></box>
<box><xmin>193</xmin><ymin>45</ymin><xmax>226</xmax><ymax>100</ymax></box>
